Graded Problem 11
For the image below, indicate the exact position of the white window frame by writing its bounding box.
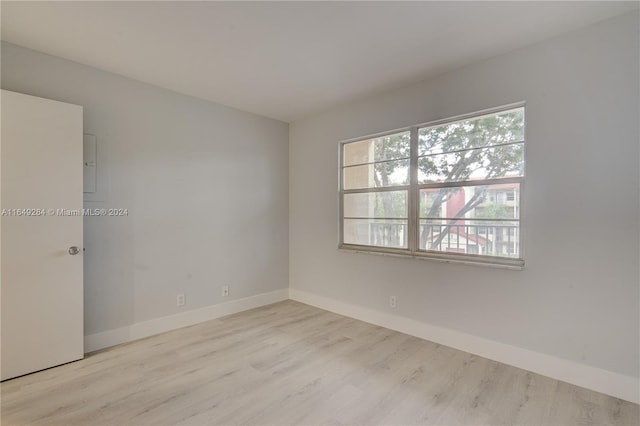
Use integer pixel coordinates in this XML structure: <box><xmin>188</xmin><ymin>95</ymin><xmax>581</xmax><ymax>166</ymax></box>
<box><xmin>339</xmin><ymin>103</ymin><xmax>525</xmax><ymax>269</ymax></box>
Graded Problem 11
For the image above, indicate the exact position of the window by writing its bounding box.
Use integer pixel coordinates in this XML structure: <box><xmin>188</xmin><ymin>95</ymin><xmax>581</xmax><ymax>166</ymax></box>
<box><xmin>342</xmin><ymin>131</ymin><xmax>410</xmax><ymax>249</ymax></box>
<box><xmin>339</xmin><ymin>104</ymin><xmax>525</xmax><ymax>267</ymax></box>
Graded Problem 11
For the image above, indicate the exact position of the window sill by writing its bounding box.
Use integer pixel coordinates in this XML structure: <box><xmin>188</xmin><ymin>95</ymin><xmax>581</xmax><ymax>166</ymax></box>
<box><xmin>338</xmin><ymin>245</ymin><xmax>524</xmax><ymax>270</ymax></box>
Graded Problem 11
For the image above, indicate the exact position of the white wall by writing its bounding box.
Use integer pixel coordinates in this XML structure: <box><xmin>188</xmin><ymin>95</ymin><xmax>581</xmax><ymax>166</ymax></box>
<box><xmin>290</xmin><ymin>11</ymin><xmax>639</xmax><ymax>385</ymax></box>
<box><xmin>1</xmin><ymin>42</ymin><xmax>289</xmax><ymax>337</ymax></box>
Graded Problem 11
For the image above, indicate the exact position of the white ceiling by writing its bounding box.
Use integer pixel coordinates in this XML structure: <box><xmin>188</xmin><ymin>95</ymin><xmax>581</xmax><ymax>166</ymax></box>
<box><xmin>1</xmin><ymin>1</ymin><xmax>637</xmax><ymax>122</ymax></box>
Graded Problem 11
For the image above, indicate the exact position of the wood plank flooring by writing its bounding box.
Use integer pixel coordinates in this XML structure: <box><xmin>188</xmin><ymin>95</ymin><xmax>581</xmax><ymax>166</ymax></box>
<box><xmin>1</xmin><ymin>300</ymin><xmax>638</xmax><ymax>425</ymax></box>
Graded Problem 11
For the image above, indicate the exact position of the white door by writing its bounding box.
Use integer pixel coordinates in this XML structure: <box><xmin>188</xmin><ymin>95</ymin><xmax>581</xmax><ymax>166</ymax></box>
<box><xmin>1</xmin><ymin>90</ymin><xmax>84</xmax><ymax>380</ymax></box>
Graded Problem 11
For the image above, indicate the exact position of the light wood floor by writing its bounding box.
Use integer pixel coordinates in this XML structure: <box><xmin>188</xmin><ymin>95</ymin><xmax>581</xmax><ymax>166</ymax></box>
<box><xmin>1</xmin><ymin>301</ymin><xmax>638</xmax><ymax>426</ymax></box>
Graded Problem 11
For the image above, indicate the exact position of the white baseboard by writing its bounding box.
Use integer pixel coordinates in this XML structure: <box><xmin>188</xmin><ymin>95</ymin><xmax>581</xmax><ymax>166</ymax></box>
<box><xmin>290</xmin><ymin>288</ymin><xmax>639</xmax><ymax>404</ymax></box>
<box><xmin>84</xmin><ymin>288</ymin><xmax>289</xmax><ymax>353</ymax></box>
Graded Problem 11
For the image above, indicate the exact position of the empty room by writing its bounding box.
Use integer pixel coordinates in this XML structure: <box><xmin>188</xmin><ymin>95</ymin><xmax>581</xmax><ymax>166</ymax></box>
<box><xmin>1</xmin><ymin>1</ymin><xmax>638</xmax><ymax>425</ymax></box>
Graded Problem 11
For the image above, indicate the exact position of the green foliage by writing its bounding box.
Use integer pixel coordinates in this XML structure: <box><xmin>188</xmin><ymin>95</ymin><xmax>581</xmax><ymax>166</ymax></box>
<box><xmin>371</xmin><ymin>133</ymin><xmax>410</xmax><ymax>218</ymax></box>
<box><xmin>364</xmin><ymin>108</ymin><xmax>524</xmax><ymax>249</ymax></box>
<box><xmin>372</xmin><ymin>133</ymin><xmax>410</xmax><ymax>187</ymax></box>
<box><xmin>373</xmin><ymin>192</ymin><xmax>406</xmax><ymax>218</ymax></box>
<box><xmin>474</xmin><ymin>202</ymin><xmax>512</xmax><ymax>220</ymax></box>
<box><xmin>418</xmin><ymin>109</ymin><xmax>524</xmax><ymax>185</ymax></box>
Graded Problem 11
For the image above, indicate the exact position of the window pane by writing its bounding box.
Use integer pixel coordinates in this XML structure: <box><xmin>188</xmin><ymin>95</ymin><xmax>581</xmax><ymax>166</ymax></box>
<box><xmin>420</xmin><ymin>184</ymin><xmax>520</xmax><ymax>220</ymax></box>
<box><xmin>343</xmin><ymin>159</ymin><xmax>409</xmax><ymax>190</ymax></box>
<box><xmin>418</xmin><ymin>143</ymin><xmax>523</xmax><ymax>184</ymax></box>
<box><xmin>419</xmin><ymin>108</ymin><xmax>524</xmax><ymax>156</ymax></box>
<box><xmin>419</xmin><ymin>219</ymin><xmax>520</xmax><ymax>258</ymax></box>
<box><xmin>344</xmin><ymin>219</ymin><xmax>408</xmax><ymax>248</ymax></box>
<box><xmin>343</xmin><ymin>131</ymin><xmax>410</xmax><ymax>166</ymax></box>
<box><xmin>344</xmin><ymin>191</ymin><xmax>407</xmax><ymax>218</ymax></box>
<box><xmin>339</xmin><ymin>105</ymin><xmax>525</xmax><ymax>263</ymax></box>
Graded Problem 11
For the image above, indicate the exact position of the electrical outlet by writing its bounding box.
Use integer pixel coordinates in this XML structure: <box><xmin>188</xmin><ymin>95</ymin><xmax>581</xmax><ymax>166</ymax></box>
<box><xmin>389</xmin><ymin>295</ymin><xmax>396</xmax><ymax>308</ymax></box>
<box><xmin>221</xmin><ymin>286</ymin><xmax>229</xmax><ymax>297</ymax></box>
<box><xmin>177</xmin><ymin>293</ymin><xmax>186</xmax><ymax>307</ymax></box>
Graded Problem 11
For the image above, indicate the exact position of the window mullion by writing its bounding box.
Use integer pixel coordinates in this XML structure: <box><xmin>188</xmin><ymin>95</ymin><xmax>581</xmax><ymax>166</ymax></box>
<box><xmin>409</xmin><ymin>127</ymin><xmax>419</xmax><ymax>254</ymax></box>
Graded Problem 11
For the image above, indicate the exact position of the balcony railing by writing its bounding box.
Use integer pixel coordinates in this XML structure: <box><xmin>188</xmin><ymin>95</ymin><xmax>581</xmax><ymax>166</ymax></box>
<box><xmin>366</xmin><ymin>222</ymin><xmax>519</xmax><ymax>258</ymax></box>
